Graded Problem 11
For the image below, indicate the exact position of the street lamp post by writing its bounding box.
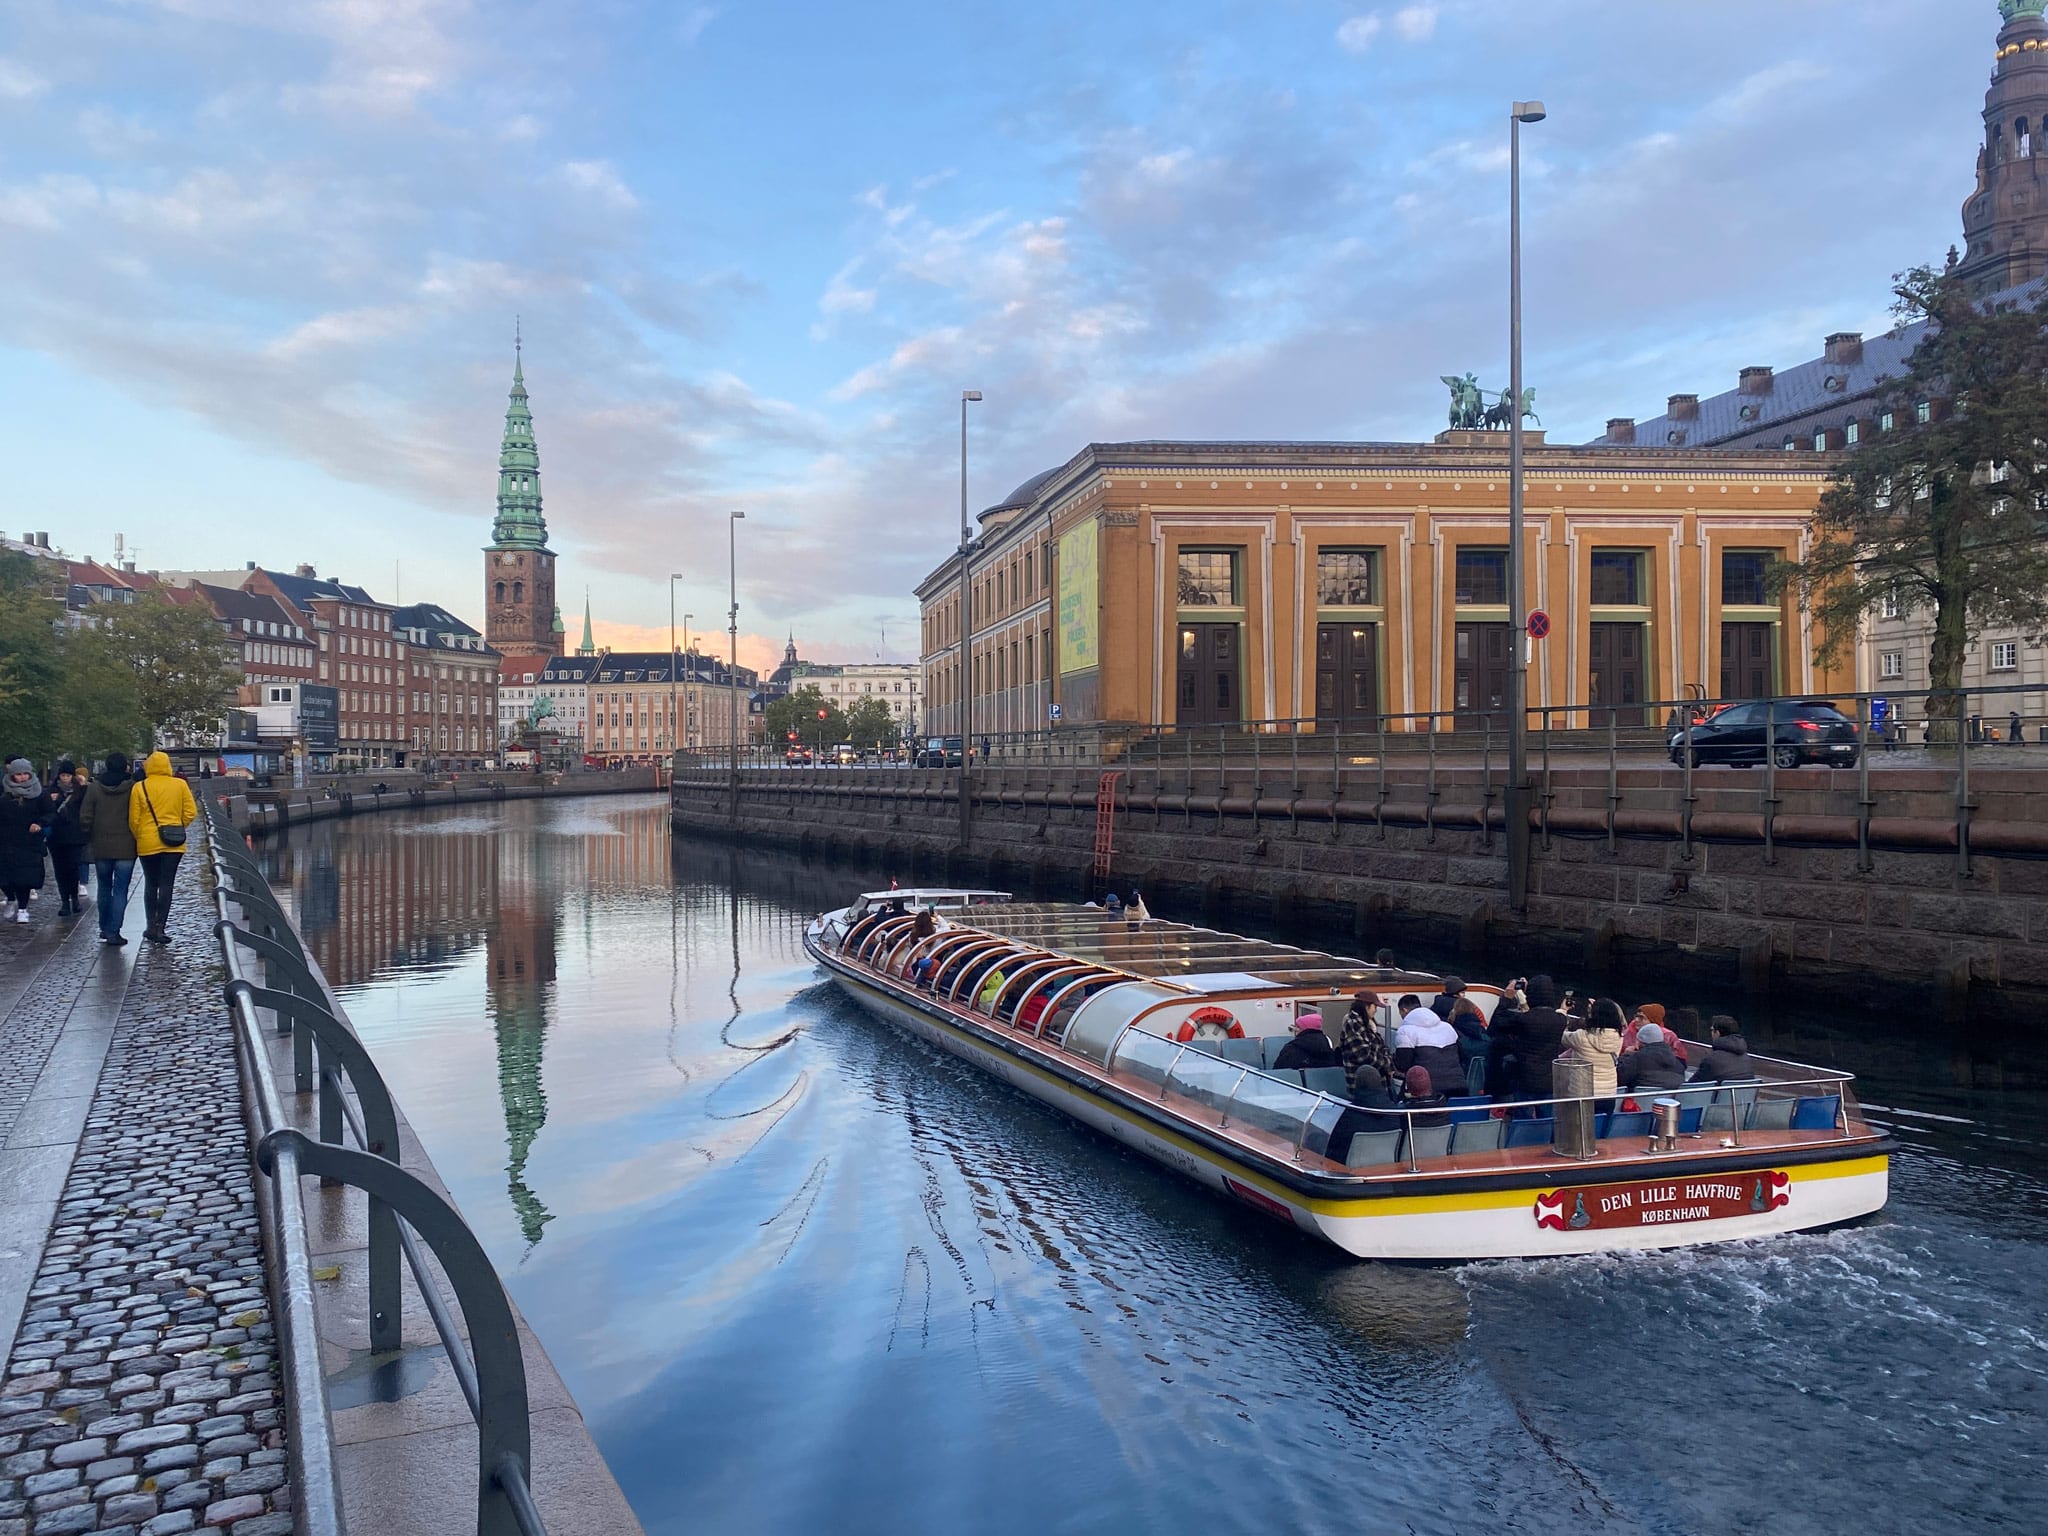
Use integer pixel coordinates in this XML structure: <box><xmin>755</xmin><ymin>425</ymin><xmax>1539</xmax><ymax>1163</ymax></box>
<box><xmin>1506</xmin><ymin>99</ymin><xmax>1546</xmax><ymax>913</ymax></box>
<box><xmin>668</xmin><ymin>572</ymin><xmax>683</xmax><ymax>762</ymax></box>
<box><xmin>682</xmin><ymin>612</ymin><xmax>694</xmax><ymax>748</ymax></box>
<box><xmin>729</xmin><ymin>511</ymin><xmax>745</xmax><ymax>820</ymax></box>
<box><xmin>958</xmin><ymin>389</ymin><xmax>981</xmax><ymax>849</ymax></box>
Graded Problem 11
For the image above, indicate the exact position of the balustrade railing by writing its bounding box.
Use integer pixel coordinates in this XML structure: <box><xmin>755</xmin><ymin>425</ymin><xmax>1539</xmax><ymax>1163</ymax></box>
<box><xmin>200</xmin><ymin>794</ymin><xmax>549</xmax><ymax>1536</ymax></box>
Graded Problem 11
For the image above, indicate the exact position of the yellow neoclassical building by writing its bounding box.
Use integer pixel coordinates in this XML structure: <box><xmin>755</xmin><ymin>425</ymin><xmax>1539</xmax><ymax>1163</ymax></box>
<box><xmin>917</xmin><ymin>435</ymin><xmax>1852</xmax><ymax>735</ymax></box>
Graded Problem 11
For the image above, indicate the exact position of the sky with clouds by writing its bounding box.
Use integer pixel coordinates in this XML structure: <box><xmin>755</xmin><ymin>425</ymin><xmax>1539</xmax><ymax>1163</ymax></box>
<box><xmin>0</xmin><ymin>0</ymin><xmax>1998</xmax><ymax>671</ymax></box>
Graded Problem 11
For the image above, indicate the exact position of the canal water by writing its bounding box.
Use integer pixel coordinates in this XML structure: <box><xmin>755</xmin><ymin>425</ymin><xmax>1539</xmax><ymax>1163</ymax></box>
<box><xmin>261</xmin><ymin>794</ymin><xmax>2048</xmax><ymax>1536</ymax></box>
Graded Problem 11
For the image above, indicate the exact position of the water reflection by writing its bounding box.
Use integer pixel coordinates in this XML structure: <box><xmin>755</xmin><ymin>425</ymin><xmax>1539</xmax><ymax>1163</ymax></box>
<box><xmin>264</xmin><ymin>796</ymin><xmax>2048</xmax><ymax>1536</ymax></box>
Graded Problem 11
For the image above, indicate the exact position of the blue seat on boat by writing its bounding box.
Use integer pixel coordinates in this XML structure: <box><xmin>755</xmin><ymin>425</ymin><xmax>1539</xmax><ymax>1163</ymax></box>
<box><xmin>1593</xmin><ymin>1113</ymin><xmax>1611</xmax><ymax>1138</ymax></box>
<box><xmin>1449</xmin><ymin>1117</ymin><xmax>1505</xmax><ymax>1155</ymax></box>
<box><xmin>1465</xmin><ymin>1059</ymin><xmax>1486</xmax><ymax>1095</ymax></box>
<box><xmin>1713</xmin><ymin>1082</ymin><xmax>1762</xmax><ymax>1114</ymax></box>
<box><xmin>1448</xmin><ymin>1095</ymin><xmax>1491</xmax><ymax>1125</ymax></box>
<box><xmin>1344</xmin><ymin>1129</ymin><xmax>1404</xmax><ymax>1168</ymax></box>
<box><xmin>1401</xmin><ymin>1124</ymin><xmax>1453</xmax><ymax>1163</ymax></box>
<box><xmin>1701</xmin><ymin>1104</ymin><xmax>1736</xmax><ymax>1132</ymax></box>
<box><xmin>1505</xmin><ymin>1117</ymin><xmax>1555</xmax><ymax>1149</ymax></box>
<box><xmin>1603</xmin><ymin>1111</ymin><xmax>1654</xmax><ymax>1139</ymax></box>
<box><xmin>1679</xmin><ymin>1106</ymin><xmax>1704</xmax><ymax>1133</ymax></box>
<box><xmin>1259</xmin><ymin>1037</ymin><xmax>1292</xmax><ymax>1070</ymax></box>
<box><xmin>1302</xmin><ymin>1067</ymin><xmax>1348</xmax><ymax>1097</ymax></box>
<box><xmin>1748</xmin><ymin>1098</ymin><xmax>1796</xmax><ymax>1131</ymax></box>
<box><xmin>1269</xmin><ymin>1069</ymin><xmax>1306</xmax><ymax>1089</ymax></box>
<box><xmin>1791</xmin><ymin>1094</ymin><xmax>1841</xmax><ymax>1130</ymax></box>
<box><xmin>1218</xmin><ymin>1036</ymin><xmax>1264</xmax><ymax>1066</ymax></box>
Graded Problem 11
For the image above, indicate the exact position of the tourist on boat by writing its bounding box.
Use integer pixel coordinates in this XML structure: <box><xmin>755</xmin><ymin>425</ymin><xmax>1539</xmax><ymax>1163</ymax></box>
<box><xmin>1617</xmin><ymin>1022</ymin><xmax>1687</xmax><ymax>1091</ymax></box>
<box><xmin>1127</xmin><ymin>891</ymin><xmax>1150</xmax><ymax>921</ymax></box>
<box><xmin>1620</xmin><ymin>1003</ymin><xmax>1663</xmax><ymax>1052</ymax></box>
<box><xmin>1561</xmin><ymin>999</ymin><xmax>1626</xmax><ymax>1109</ymax></box>
<box><xmin>1428</xmin><ymin>976</ymin><xmax>1466</xmax><ymax>1021</ymax></box>
<box><xmin>1372</xmin><ymin>947</ymin><xmax>1397</xmax><ymax>969</ymax></box>
<box><xmin>976</xmin><ymin>966</ymin><xmax>1008</xmax><ymax>1012</ymax></box>
<box><xmin>1486</xmin><ymin>974</ymin><xmax>1571</xmax><ymax>1107</ymax></box>
<box><xmin>1337</xmin><ymin>990</ymin><xmax>1393</xmax><ymax>1081</ymax></box>
<box><xmin>1393</xmin><ymin>998</ymin><xmax>1464</xmax><ymax>1098</ymax></box>
<box><xmin>1326</xmin><ymin>1066</ymin><xmax>1403</xmax><ymax>1162</ymax></box>
<box><xmin>912</xmin><ymin>908</ymin><xmax>937</xmax><ymax>941</ymax></box>
<box><xmin>1398</xmin><ymin>1066</ymin><xmax>1452</xmax><ymax>1128</ymax></box>
<box><xmin>1450</xmin><ymin>997</ymin><xmax>1490</xmax><ymax>1068</ymax></box>
<box><xmin>1272</xmin><ymin>1012</ymin><xmax>1341</xmax><ymax>1071</ymax></box>
<box><xmin>1689</xmin><ymin>1016</ymin><xmax>1755</xmax><ymax>1084</ymax></box>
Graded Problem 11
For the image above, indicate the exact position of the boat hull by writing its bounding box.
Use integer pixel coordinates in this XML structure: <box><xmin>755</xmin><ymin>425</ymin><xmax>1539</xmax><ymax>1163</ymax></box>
<box><xmin>815</xmin><ymin>946</ymin><xmax>1889</xmax><ymax>1262</ymax></box>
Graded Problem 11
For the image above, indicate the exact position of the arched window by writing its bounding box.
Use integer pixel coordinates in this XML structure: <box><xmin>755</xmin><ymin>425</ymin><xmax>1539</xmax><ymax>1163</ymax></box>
<box><xmin>495</xmin><ymin>581</ymin><xmax>506</xmax><ymax>603</ymax></box>
<box><xmin>512</xmin><ymin>580</ymin><xmax>525</xmax><ymax>603</ymax></box>
<box><xmin>2021</xmin><ymin>118</ymin><xmax>2033</xmax><ymax>158</ymax></box>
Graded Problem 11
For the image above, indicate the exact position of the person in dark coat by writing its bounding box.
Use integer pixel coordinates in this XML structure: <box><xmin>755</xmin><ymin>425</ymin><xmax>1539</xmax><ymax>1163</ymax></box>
<box><xmin>1273</xmin><ymin>1015</ymin><xmax>1341</xmax><ymax>1072</ymax></box>
<box><xmin>1398</xmin><ymin>1066</ymin><xmax>1452</xmax><ymax>1128</ymax></box>
<box><xmin>0</xmin><ymin>759</ymin><xmax>53</xmax><ymax>922</ymax></box>
<box><xmin>1486</xmin><ymin>973</ymin><xmax>1572</xmax><ymax>1108</ymax></box>
<box><xmin>77</xmin><ymin>753</ymin><xmax>139</xmax><ymax>945</ymax></box>
<box><xmin>1429</xmin><ymin>976</ymin><xmax>1466</xmax><ymax>1021</ymax></box>
<box><xmin>1689</xmin><ymin>1016</ymin><xmax>1755</xmax><ymax>1084</ymax></box>
<box><xmin>1450</xmin><ymin>997</ymin><xmax>1490</xmax><ymax>1069</ymax></box>
<box><xmin>1617</xmin><ymin>1022</ymin><xmax>1687</xmax><ymax>1092</ymax></box>
<box><xmin>1326</xmin><ymin>1065</ymin><xmax>1403</xmax><ymax>1163</ymax></box>
<box><xmin>45</xmin><ymin>760</ymin><xmax>90</xmax><ymax>917</ymax></box>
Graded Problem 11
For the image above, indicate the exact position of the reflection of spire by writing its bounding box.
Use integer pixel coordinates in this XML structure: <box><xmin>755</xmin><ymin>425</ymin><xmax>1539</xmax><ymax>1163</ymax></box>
<box><xmin>486</xmin><ymin>838</ymin><xmax>559</xmax><ymax>1249</ymax></box>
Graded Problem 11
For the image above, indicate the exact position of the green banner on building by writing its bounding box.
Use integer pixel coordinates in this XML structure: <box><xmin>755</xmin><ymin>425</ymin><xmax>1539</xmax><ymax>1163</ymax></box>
<box><xmin>1057</xmin><ymin>521</ymin><xmax>1098</xmax><ymax>675</ymax></box>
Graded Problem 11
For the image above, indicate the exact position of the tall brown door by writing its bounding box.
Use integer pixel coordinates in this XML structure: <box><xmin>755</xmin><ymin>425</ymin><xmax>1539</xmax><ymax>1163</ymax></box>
<box><xmin>1315</xmin><ymin>623</ymin><xmax>1379</xmax><ymax>730</ymax></box>
<box><xmin>1454</xmin><ymin>623</ymin><xmax>1510</xmax><ymax>727</ymax></box>
<box><xmin>1177</xmin><ymin>624</ymin><xmax>1241</xmax><ymax>726</ymax></box>
<box><xmin>1719</xmin><ymin>622</ymin><xmax>1774</xmax><ymax>702</ymax></box>
<box><xmin>1588</xmin><ymin>623</ymin><xmax>1646</xmax><ymax>727</ymax></box>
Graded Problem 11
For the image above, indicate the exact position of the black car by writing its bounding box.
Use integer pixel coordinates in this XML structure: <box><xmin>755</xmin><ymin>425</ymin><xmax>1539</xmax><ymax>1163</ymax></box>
<box><xmin>1668</xmin><ymin>701</ymin><xmax>1860</xmax><ymax>769</ymax></box>
<box><xmin>915</xmin><ymin>736</ymin><xmax>965</xmax><ymax>769</ymax></box>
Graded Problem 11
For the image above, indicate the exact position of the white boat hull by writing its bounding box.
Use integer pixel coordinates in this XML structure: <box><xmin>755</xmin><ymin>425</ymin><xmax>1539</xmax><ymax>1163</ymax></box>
<box><xmin>822</xmin><ymin>958</ymin><xmax>1890</xmax><ymax>1262</ymax></box>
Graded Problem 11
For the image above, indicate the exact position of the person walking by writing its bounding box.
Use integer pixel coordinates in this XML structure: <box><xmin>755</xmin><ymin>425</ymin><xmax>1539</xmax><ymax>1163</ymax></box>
<box><xmin>45</xmin><ymin>760</ymin><xmax>90</xmax><ymax>917</ymax></box>
<box><xmin>78</xmin><ymin>752</ymin><xmax>140</xmax><ymax>945</ymax></box>
<box><xmin>129</xmin><ymin>752</ymin><xmax>198</xmax><ymax>946</ymax></box>
<box><xmin>0</xmin><ymin>760</ymin><xmax>53</xmax><ymax>923</ymax></box>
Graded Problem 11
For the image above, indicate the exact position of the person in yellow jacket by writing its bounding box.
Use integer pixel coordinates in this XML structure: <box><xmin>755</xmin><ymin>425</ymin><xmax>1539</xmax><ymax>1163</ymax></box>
<box><xmin>128</xmin><ymin>751</ymin><xmax>198</xmax><ymax>946</ymax></box>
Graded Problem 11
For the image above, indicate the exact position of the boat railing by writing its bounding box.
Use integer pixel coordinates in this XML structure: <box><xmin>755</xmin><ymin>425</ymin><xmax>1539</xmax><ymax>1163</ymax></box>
<box><xmin>1106</xmin><ymin>1028</ymin><xmax>1863</xmax><ymax>1174</ymax></box>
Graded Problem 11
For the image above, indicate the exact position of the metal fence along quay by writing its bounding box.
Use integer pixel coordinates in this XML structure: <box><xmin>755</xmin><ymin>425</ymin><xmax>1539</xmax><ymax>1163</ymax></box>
<box><xmin>199</xmin><ymin>794</ymin><xmax>552</xmax><ymax>1536</ymax></box>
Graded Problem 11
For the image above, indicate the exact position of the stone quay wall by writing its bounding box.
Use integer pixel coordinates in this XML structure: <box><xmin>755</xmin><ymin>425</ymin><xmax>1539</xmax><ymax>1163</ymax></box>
<box><xmin>671</xmin><ymin>762</ymin><xmax>2048</xmax><ymax>1017</ymax></box>
<box><xmin>221</xmin><ymin>768</ymin><xmax>663</xmax><ymax>837</ymax></box>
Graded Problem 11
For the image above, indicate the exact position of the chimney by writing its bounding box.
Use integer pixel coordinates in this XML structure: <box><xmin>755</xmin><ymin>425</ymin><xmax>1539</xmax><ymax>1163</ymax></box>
<box><xmin>1605</xmin><ymin>418</ymin><xmax>1637</xmax><ymax>444</ymax></box>
<box><xmin>295</xmin><ymin>563</ymin><xmax>317</xmax><ymax>579</ymax></box>
<box><xmin>245</xmin><ymin>561</ymin><xmax>256</xmax><ymax>571</ymax></box>
<box><xmin>1740</xmin><ymin>366</ymin><xmax>1775</xmax><ymax>395</ymax></box>
<box><xmin>1669</xmin><ymin>394</ymin><xmax>1700</xmax><ymax>421</ymax></box>
<box><xmin>35</xmin><ymin>533</ymin><xmax>49</xmax><ymax>549</ymax></box>
<box><xmin>1825</xmin><ymin>332</ymin><xmax>1864</xmax><ymax>366</ymax></box>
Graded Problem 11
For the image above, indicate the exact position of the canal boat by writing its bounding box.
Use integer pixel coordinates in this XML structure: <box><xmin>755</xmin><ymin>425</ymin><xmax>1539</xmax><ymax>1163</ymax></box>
<box><xmin>805</xmin><ymin>891</ymin><xmax>1891</xmax><ymax>1262</ymax></box>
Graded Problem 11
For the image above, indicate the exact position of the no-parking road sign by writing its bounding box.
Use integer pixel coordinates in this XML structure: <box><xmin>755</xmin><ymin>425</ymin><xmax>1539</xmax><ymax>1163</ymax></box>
<box><xmin>1527</xmin><ymin>611</ymin><xmax>1552</xmax><ymax>640</ymax></box>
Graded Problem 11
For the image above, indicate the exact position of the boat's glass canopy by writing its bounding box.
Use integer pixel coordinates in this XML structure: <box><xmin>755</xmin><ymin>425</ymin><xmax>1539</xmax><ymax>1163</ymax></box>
<box><xmin>940</xmin><ymin>904</ymin><xmax>1395</xmax><ymax>990</ymax></box>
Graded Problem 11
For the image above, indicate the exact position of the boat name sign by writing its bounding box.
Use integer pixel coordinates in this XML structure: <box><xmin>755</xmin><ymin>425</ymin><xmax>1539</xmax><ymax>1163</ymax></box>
<box><xmin>1533</xmin><ymin>1171</ymin><xmax>1790</xmax><ymax>1232</ymax></box>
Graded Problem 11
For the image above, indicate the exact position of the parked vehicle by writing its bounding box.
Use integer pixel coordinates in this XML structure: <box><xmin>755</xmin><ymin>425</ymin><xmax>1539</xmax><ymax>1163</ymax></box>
<box><xmin>1669</xmin><ymin>700</ymin><xmax>1860</xmax><ymax>768</ymax></box>
<box><xmin>916</xmin><ymin>736</ymin><xmax>965</xmax><ymax>769</ymax></box>
<box><xmin>832</xmin><ymin>743</ymin><xmax>860</xmax><ymax>766</ymax></box>
<box><xmin>785</xmin><ymin>746</ymin><xmax>814</xmax><ymax>767</ymax></box>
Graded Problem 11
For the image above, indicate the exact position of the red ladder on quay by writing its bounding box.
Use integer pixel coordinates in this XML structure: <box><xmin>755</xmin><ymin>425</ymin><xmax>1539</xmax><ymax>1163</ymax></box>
<box><xmin>1092</xmin><ymin>771</ymin><xmax>1123</xmax><ymax>892</ymax></box>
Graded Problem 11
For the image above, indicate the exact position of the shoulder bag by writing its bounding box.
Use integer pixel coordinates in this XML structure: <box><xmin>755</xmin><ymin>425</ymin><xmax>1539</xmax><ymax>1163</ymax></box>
<box><xmin>141</xmin><ymin>783</ymin><xmax>187</xmax><ymax>848</ymax></box>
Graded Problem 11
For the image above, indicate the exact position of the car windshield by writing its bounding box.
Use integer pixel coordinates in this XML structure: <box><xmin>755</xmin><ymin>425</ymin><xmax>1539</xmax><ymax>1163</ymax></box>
<box><xmin>1789</xmin><ymin>703</ymin><xmax>1848</xmax><ymax>721</ymax></box>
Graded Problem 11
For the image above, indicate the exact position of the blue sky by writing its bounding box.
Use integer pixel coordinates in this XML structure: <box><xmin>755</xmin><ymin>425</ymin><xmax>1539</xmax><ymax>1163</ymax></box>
<box><xmin>0</xmin><ymin>0</ymin><xmax>1994</xmax><ymax>669</ymax></box>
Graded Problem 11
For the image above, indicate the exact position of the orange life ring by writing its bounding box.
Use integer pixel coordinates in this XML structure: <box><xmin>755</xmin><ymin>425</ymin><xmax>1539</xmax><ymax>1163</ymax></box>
<box><xmin>1175</xmin><ymin>1006</ymin><xmax>1245</xmax><ymax>1042</ymax></box>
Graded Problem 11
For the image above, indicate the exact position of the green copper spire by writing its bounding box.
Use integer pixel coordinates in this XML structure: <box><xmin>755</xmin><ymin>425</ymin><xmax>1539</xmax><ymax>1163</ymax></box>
<box><xmin>577</xmin><ymin>593</ymin><xmax>595</xmax><ymax>656</ymax></box>
<box><xmin>490</xmin><ymin>322</ymin><xmax>549</xmax><ymax>551</ymax></box>
<box><xmin>2004</xmin><ymin>1</ymin><xmax>2046</xmax><ymax>22</ymax></box>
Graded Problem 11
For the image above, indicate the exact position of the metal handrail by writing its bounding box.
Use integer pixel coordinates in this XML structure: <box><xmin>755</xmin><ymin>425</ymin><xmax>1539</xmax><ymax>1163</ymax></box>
<box><xmin>199</xmin><ymin>796</ymin><xmax>550</xmax><ymax>1536</ymax></box>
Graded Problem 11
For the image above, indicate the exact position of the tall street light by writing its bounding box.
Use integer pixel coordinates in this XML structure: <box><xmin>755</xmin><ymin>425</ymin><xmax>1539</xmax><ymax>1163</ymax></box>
<box><xmin>682</xmin><ymin>612</ymin><xmax>694</xmax><ymax>748</ymax></box>
<box><xmin>958</xmin><ymin>389</ymin><xmax>981</xmax><ymax>849</ymax></box>
<box><xmin>728</xmin><ymin>510</ymin><xmax>745</xmax><ymax>819</ymax></box>
<box><xmin>668</xmin><ymin>572</ymin><xmax>683</xmax><ymax>763</ymax></box>
<box><xmin>1506</xmin><ymin>99</ymin><xmax>1545</xmax><ymax>913</ymax></box>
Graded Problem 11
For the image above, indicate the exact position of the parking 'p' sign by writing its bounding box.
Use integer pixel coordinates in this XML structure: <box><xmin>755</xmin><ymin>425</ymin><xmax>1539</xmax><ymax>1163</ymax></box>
<box><xmin>1527</xmin><ymin>610</ymin><xmax>1552</xmax><ymax>640</ymax></box>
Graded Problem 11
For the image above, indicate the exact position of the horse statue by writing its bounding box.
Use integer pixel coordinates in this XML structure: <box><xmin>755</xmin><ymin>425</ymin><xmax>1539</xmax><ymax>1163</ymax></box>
<box><xmin>1441</xmin><ymin>373</ymin><xmax>1485</xmax><ymax>431</ymax></box>
<box><xmin>1483</xmin><ymin>388</ymin><xmax>1541</xmax><ymax>431</ymax></box>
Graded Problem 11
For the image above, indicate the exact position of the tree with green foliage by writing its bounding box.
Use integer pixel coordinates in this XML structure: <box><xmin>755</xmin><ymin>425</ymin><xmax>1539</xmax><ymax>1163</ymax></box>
<box><xmin>842</xmin><ymin>695</ymin><xmax>902</xmax><ymax>751</ymax></box>
<box><xmin>55</xmin><ymin>624</ymin><xmax>147</xmax><ymax>762</ymax></box>
<box><xmin>94</xmin><ymin>595</ymin><xmax>242</xmax><ymax>747</ymax></box>
<box><xmin>763</xmin><ymin>685</ymin><xmax>844</xmax><ymax>752</ymax></box>
<box><xmin>1785</xmin><ymin>260</ymin><xmax>2048</xmax><ymax>736</ymax></box>
<box><xmin>0</xmin><ymin>552</ymin><xmax>66</xmax><ymax>762</ymax></box>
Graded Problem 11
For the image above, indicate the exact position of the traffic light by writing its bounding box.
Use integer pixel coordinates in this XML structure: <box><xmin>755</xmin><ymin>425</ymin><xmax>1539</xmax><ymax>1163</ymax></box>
<box><xmin>786</xmin><ymin>731</ymin><xmax>798</xmax><ymax>743</ymax></box>
<box><xmin>817</xmin><ymin>709</ymin><xmax>828</xmax><ymax>720</ymax></box>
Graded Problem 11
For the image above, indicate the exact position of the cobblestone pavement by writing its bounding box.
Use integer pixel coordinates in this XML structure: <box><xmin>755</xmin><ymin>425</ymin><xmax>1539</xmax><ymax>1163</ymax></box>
<box><xmin>0</xmin><ymin>914</ymin><xmax>104</xmax><ymax>1147</ymax></box>
<box><xmin>0</xmin><ymin>857</ymin><xmax>294</xmax><ymax>1536</ymax></box>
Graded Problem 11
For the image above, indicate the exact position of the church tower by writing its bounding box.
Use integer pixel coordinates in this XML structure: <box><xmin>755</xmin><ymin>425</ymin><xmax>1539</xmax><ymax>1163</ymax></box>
<box><xmin>1957</xmin><ymin>1</ymin><xmax>2048</xmax><ymax>296</ymax></box>
<box><xmin>484</xmin><ymin>328</ymin><xmax>559</xmax><ymax>659</ymax></box>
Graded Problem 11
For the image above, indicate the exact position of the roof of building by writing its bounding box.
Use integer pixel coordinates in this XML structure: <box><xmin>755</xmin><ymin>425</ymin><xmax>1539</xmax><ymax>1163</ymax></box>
<box><xmin>194</xmin><ymin>583</ymin><xmax>315</xmax><ymax>637</ymax></box>
<box><xmin>261</xmin><ymin>569</ymin><xmax>382</xmax><ymax>612</ymax></box>
<box><xmin>1596</xmin><ymin>276</ymin><xmax>2048</xmax><ymax>448</ymax></box>
<box><xmin>587</xmin><ymin>650</ymin><xmax>759</xmax><ymax>688</ymax></box>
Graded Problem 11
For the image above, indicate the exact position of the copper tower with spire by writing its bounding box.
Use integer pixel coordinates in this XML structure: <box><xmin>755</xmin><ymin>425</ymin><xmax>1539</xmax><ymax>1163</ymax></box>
<box><xmin>1958</xmin><ymin>1</ymin><xmax>2048</xmax><ymax>295</ymax></box>
<box><xmin>485</xmin><ymin>321</ymin><xmax>561</xmax><ymax>659</ymax></box>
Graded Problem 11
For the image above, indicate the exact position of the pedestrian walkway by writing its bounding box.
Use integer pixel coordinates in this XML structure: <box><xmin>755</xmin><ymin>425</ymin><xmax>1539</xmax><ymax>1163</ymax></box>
<box><xmin>0</xmin><ymin>863</ymin><xmax>291</xmax><ymax>1536</ymax></box>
